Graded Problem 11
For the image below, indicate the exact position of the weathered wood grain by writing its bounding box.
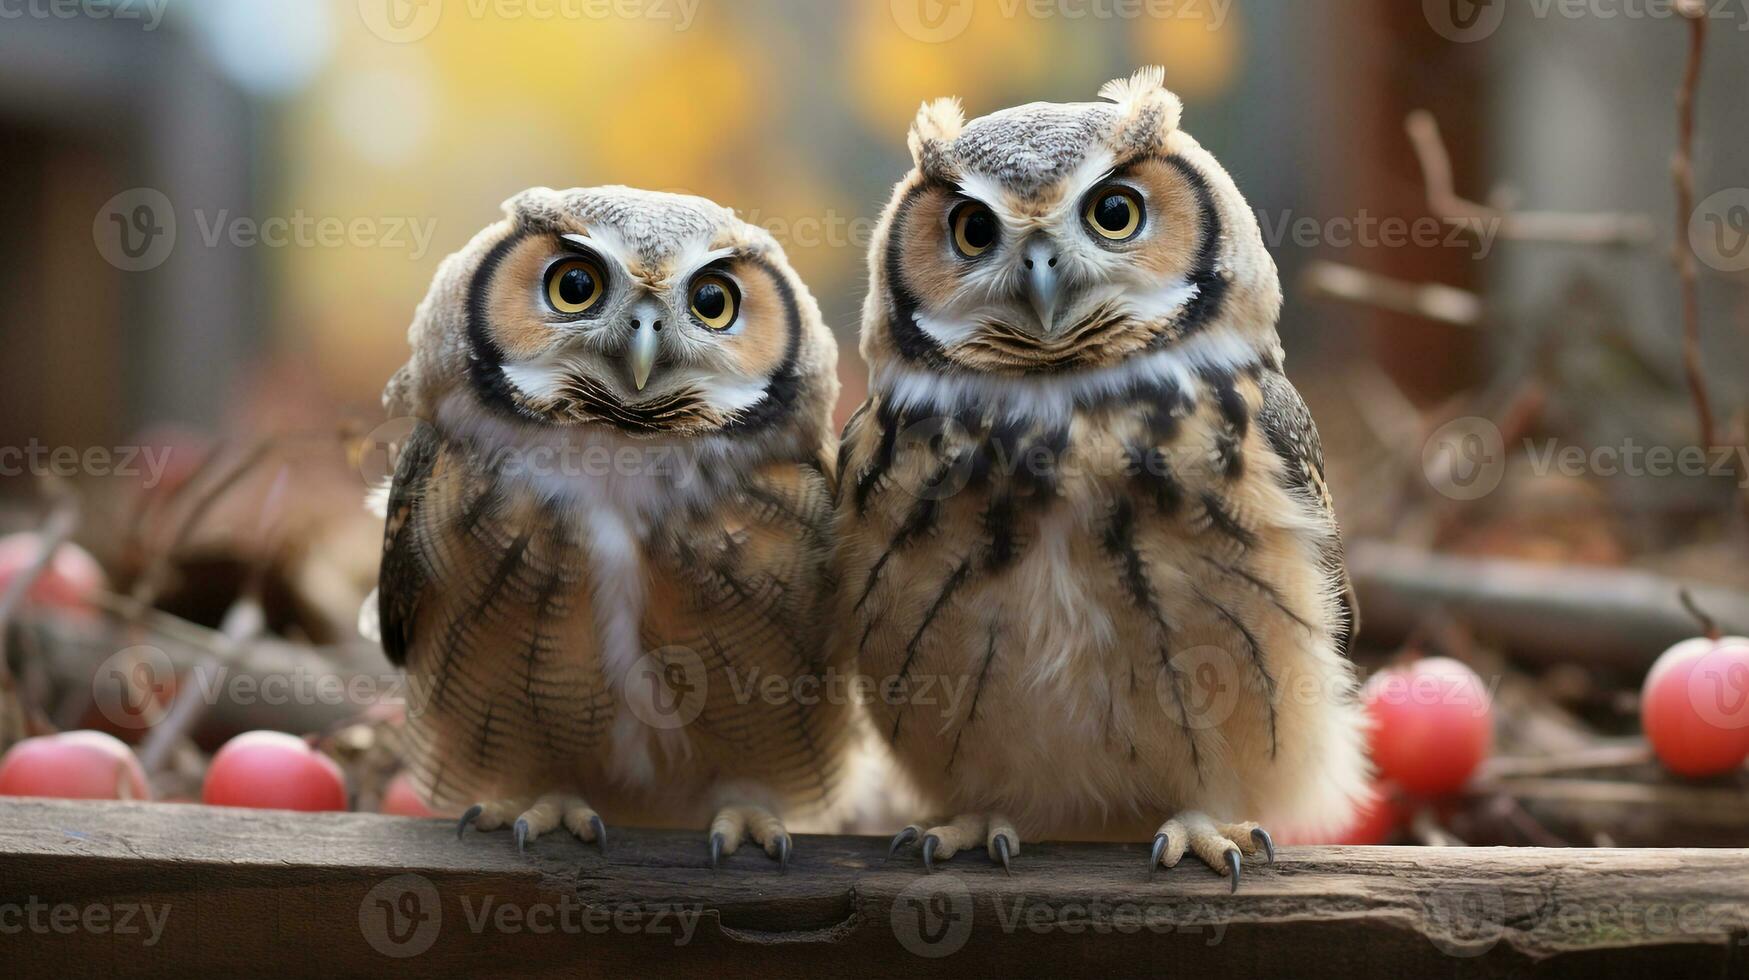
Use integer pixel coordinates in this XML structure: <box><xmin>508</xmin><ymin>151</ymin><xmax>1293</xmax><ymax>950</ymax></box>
<box><xmin>1</xmin><ymin>798</ymin><xmax>1747</xmax><ymax>978</ymax></box>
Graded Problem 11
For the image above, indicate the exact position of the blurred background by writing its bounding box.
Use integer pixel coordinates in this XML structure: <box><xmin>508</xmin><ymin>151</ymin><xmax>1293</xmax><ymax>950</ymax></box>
<box><xmin>1</xmin><ymin>0</ymin><xmax>1747</xmax><ymax>844</ymax></box>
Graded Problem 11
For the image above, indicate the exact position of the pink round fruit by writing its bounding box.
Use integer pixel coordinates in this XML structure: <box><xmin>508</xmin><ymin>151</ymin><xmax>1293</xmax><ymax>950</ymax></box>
<box><xmin>1642</xmin><ymin>636</ymin><xmax>1749</xmax><ymax>777</ymax></box>
<box><xmin>0</xmin><ymin>730</ymin><xmax>149</xmax><ymax>800</ymax></box>
<box><xmin>1332</xmin><ymin>783</ymin><xmax>1401</xmax><ymax>845</ymax></box>
<box><xmin>202</xmin><ymin>730</ymin><xmax>347</xmax><ymax>812</ymax></box>
<box><xmin>1363</xmin><ymin>657</ymin><xmax>1494</xmax><ymax>796</ymax></box>
<box><xmin>379</xmin><ymin>771</ymin><xmax>439</xmax><ymax>818</ymax></box>
<box><xmin>0</xmin><ymin>533</ymin><xmax>106</xmax><ymax>613</ymax></box>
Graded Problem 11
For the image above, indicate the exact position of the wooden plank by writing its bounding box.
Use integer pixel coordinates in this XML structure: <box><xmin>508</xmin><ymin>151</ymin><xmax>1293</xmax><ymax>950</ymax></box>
<box><xmin>1</xmin><ymin>798</ymin><xmax>1747</xmax><ymax>978</ymax></box>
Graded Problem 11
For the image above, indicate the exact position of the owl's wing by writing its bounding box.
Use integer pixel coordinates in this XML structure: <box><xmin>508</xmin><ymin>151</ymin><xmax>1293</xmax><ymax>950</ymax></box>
<box><xmin>375</xmin><ymin>424</ymin><xmax>613</xmax><ymax>806</ymax></box>
<box><xmin>642</xmin><ymin>460</ymin><xmax>851</xmax><ymax>813</ymax></box>
<box><xmin>1256</xmin><ymin>370</ymin><xmax>1359</xmax><ymax>657</ymax></box>
<box><xmin>377</xmin><ymin>423</ymin><xmax>440</xmax><ymax>668</ymax></box>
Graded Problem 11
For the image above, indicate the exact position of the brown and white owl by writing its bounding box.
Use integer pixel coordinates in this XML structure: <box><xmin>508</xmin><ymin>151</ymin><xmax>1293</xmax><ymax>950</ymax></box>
<box><xmin>836</xmin><ymin>69</ymin><xmax>1369</xmax><ymax>886</ymax></box>
<box><xmin>375</xmin><ymin>186</ymin><xmax>850</xmax><ymax>868</ymax></box>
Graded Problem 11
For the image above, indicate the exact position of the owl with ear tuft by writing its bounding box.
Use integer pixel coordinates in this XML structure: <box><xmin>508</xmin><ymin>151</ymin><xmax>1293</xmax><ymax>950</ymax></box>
<box><xmin>375</xmin><ymin>186</ymin><xmax>851</xmax><ymax>868</ymax></box>
<box><xmin>837</xmin><ymin>69</ymin><xmax>1369</xmax><ymax>886</ymax></box>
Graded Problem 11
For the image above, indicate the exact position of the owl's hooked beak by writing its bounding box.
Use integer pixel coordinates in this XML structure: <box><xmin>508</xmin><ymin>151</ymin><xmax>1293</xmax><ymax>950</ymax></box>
<box><xmin>626</xmin><ymin>297</ymin><xmax>664</xmax><ymax>392</ymax></box>
<box><xmin>1022</xmin><ymin>239</ymin><xmax>1062</xmax><ymax>334</ymax></box>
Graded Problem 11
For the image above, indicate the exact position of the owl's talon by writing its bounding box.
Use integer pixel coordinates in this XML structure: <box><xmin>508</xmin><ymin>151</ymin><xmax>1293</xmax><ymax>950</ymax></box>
<box><xmin>903</xmin><ymin>814</ymin><xmax>1014</xmax><ymax>872</ymax></box>
<box><xmin>1148</xmin><ymin>832</ymin><xmax>1168</xmax><ymax>874</ymax></box>
<box><xmin>888</xmin><ymin>826</ymin><xmax>919</xmax><ymax>857</ymax></box>
<box><xmin>1251</xmin><ymin>827</ymin><xmax>1275</xmax><ymax>866</ymax></box>
<box><xmin>456</xmin><ymin>804</ymin><xmax>483</xmax><ymax>839</ymax></box>
<box><xmin>589</xmin><ymin>814</ymin><xmax>608</xmax><ymax>853</ymax></box>
<box><xmin>1151</xmin><ymin>811</ymin><xmax>1267</xmax><ymax>888</ymax></box>
<box><xmin>514</xmin><ymin>818</ymin><xmax>530</xmax><ymax>854</ymax></box>
<box><xmin>707</xmin><ymin>802</ymin><xmax>789</xmax><ymax>869</ymax></box>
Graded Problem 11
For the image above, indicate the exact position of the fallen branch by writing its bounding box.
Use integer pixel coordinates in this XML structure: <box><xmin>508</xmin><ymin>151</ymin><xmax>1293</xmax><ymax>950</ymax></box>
<box><xmin>1348</xmin><ymin>542</ymin><xmax>1749</xmax><ymax>668</ymax></box>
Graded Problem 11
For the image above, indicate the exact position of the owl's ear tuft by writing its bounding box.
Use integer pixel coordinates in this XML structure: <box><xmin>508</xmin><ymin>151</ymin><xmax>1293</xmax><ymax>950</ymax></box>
<box><xmin>1099</xmin><ymin>66</ymin><xmax>1183</xmax><ymax>155</ymax></box>
<box><xmin>906</xmin><ymin>97</ymin><xmax>965</xmax><ymax>179</ymax></box>
<box><xmin>502</xmin><ymin>186</ymin><xmax>563</xmax><ymax>229</ymax></box>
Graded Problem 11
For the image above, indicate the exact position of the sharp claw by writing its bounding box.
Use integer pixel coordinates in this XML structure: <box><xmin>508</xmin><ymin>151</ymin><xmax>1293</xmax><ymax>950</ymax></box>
<box><xmin>1251</xmin><ymin>827</ymin><xmax>1275</xmax><ymax>866</ymax></box>
<box><xmin>1149</xmin><ymin>832</ymin><xmax>1168</xmax><ymax>874</ymax></box>
<box><xmin>777</xmin><ymin>834</ymin><xmax>792</xmax><ymax>873</ymax></box>
<box><xmin>456</xmin><ymin>804</ymin><xmax>482</xmax><ymax>840</ymax></box>
<box><xmin>1225</xmin><ymin>848</ymin><xmax>1241</xmax><ymax>893</ymax></box>
<box><xmin>514</xmin><ymin>818</ymin><xmax>529</xmax><ymax>855</ymax></box>
<box><xmin>888</xmin><ymin>826</ymin><xmax>918</xmax><ymax>858</ymax></box>
<box><xmin>709</xmin><ymin>832</ymin><xmax>725</xmax><ymax>869</ymax></box>
<box><xmin>922</xmin><ymin>834</ymin><xmax>940</xmax><ymax>873</ymax></box>
<box><xmin>993</xmin><ymin>834</ymin><xmax>1013</xmax><ymax>876</ymax></box>
<box><xmin>590</xmin><ymin>814</ymin><xmax>607</xmax><ymax>853</ymax></box>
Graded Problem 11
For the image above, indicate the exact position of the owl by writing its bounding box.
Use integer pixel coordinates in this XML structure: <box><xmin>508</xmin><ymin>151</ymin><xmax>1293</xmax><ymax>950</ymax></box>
<box><xmin>375</xmin><ymin>186</ymin><xmax>850</xmax><ymax>868</ymax></box>
<box><xmin>837</xmin><ymin>69</ymin><xmax>1369</xmax><ymax>887</ymax></box>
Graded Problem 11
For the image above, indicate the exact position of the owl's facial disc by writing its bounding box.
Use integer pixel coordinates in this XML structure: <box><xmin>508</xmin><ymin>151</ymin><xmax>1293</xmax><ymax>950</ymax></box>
<box><xmin>467</xmin><ymin>228</ymin><xmax>796</xmax><ymax>436</ymax></box>
<box><xmin>892</xmin><ymin>155</ymin><xmax>1216</xmax><ymax>375</ymax></box>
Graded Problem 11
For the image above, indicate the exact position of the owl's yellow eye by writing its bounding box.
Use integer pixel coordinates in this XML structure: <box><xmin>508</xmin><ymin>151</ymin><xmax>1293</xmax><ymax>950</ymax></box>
<box><xmin>545</xmin><ymin>258</ymin><xmax>605</xmax><ymax>314</ymax></box>
<box><xmin>1085</xmin><ymin>186</ymin><xmax>1144</xmax><ymax>241</ymax></box>
<box><xmin>950</xmin><ymin>201</ymin><xmax>998</xmax><ymax>257</ymax></box>
<box><xmin>689</xmin><ymin>274</ymin><xmax>738</xmax><ymax>330</ymax></box>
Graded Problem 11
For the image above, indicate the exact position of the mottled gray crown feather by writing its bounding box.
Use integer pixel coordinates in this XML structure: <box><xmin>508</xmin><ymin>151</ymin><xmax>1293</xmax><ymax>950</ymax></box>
<box><xmin>906</xmin><ymin>67</ymin><xmax>1185</xmax><ymax>196</ymax></box>
<box><xmin>504</xmin><ymin>185</ymin><xmax>754</xmax><ymax>267</ymax></box>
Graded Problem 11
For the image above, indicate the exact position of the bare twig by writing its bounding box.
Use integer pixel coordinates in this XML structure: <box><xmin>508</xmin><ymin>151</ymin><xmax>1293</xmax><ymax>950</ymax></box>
<box><xmin>1671</xmin><ymin>6</ymin><xmax>1717</xmax><ymax>453</ymax></box>
<box><xmin>1407</xmin><ymin>110</ymin><xmax>1656</xmax><ymax>247</ymax></box>
<box><xmin>1480</xmin><ymin>743</ymin><xmax>1654</xmax><ymax>781</ymax></box>
<box><xmin>1410</xmin><ymin>808</ymin><xmax>1466</xmax><ymax>846</ymax></box>
<box><xmin>1678</xmin><ymin>587</ymin><xmax>1724</xmax><ymax>641</ymax></box>
<box><xmin>1301</xmin><ymin>261</ymin><xmax>1484</xmax><ymax>327</ymax></box>
<box><xmin>136</xmin><ymin>466</ymin><xmax>290</xmax><ymax>773</ymax></box>
<box><xmin>0</xmin><ymin>483</ymin><xmax>81</xmax><ymax>688</ymax></box>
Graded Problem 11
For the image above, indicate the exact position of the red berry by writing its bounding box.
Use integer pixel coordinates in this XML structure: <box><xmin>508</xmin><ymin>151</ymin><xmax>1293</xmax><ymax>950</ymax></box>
<box><xmin>202</xmin><ymin>731</ymin><xmax>347</xmax><ymax>812</ymax></box>
<box><xmin>1642</xmin><ymin>636</ymin><xmax>1749</xmax><ymax>777</ymax></box>
<box><xmin>1332</xmin><ymin>783</ymin><xmax>1401</xmax><ymax>844</ymax></box>
<box><xmin>0</xmin><ymin>731</ymin><xmax>149</xmax><ymax>800</ymax></box>
<box><xmin>0</xmin><ymin>533</ymin><xmax>106</xmax><ymax>613</ymax></box>
<box><xmin>1363</xmin><ymin>657</ymin><xmax>1494</xmax><ymax>796</ymax></box>
<box><xmin>378</xmin><ymin>771</ymin><xmax>440</xmax><ymax>818</ymax></box>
